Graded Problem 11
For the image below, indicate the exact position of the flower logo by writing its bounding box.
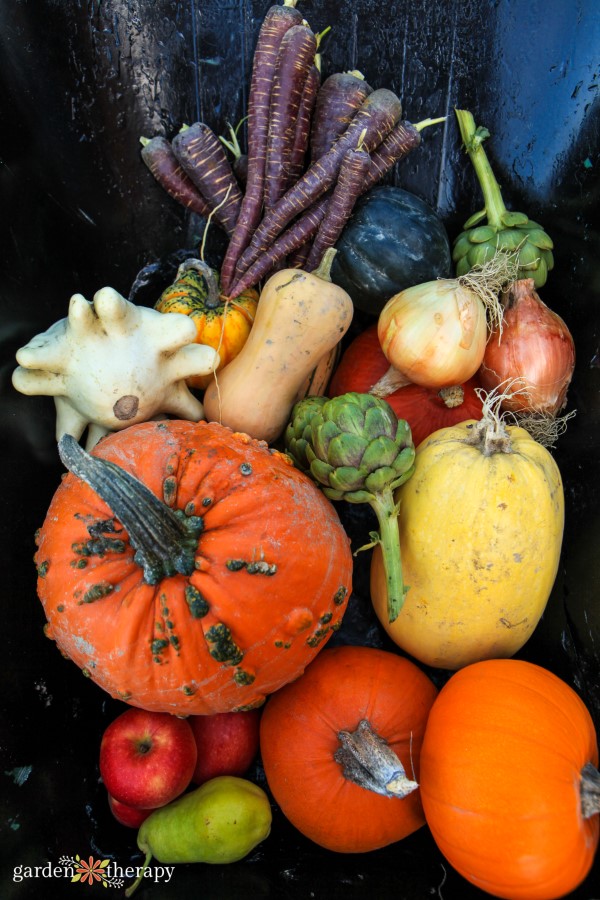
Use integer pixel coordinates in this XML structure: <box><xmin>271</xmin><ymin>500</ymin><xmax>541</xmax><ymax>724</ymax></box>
<box><xmin>58</xmin><ymin>855</ymin><xmax>123</xmax><ymax>888</ymax></box>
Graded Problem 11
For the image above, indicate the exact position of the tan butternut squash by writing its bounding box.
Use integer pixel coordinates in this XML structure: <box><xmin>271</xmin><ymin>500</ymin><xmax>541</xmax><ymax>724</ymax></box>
<box><xmin>203</xmin><ymin>251</ymin><xmax>354</xmax><ymax>443</ymax></box>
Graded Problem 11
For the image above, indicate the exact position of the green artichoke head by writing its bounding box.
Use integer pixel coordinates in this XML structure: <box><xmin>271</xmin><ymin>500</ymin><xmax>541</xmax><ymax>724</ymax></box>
<box><xmin>284</xmin><ymin>395</ymin><xmax>328</xmax><ymax>473</ymax></box>
<box><xmin>453</xmin><ymin>111</ymin><xmax>554</xmax><ymax>289</ymax></box>
<box><xmin>304</xmin><ymin>392</ymin><xmax>415</xmax><ymax>503</ymax></box>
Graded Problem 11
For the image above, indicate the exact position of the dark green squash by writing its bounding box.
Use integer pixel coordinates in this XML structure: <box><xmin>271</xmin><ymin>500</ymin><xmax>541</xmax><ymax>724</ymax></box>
<box><xmin>330</xmin><ymin>185</ymin><xmax>453</xmax><ymax>315</ymax></box>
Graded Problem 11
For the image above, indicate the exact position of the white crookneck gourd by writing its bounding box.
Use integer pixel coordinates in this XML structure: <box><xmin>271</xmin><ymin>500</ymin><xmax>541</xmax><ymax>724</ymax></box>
<box><xmin>12</xmin><ymin>287</ymin><xmax>219</xmax><ymax>450</ymax></box>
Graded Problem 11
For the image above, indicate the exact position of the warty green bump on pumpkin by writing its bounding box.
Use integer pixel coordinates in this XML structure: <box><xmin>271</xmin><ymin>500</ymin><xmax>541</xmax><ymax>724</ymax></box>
<box><xmin>233</xmin><ymin>669</ymin><xmax>256</xmax><ymax>685</ymax></box>
<box><xmin>226</xmin><ymin>559</ymin><xmax>247</xmax><ymax>571</ymax></box>
<box><xmin>163</xmin><ymin>475</ymin><xmax>178</xmax><ymax>506</ymax></box>
<box><xmin>333</xmin><ymin>586</ymin><xmax>348</xmax><ymax>605</ymax></box>
<box><xmin>81</xmin><ymin>582</ymin><xmax>114</xmax><ymax>604</ymax></box>
<box><xmin>185</xmin><ymin>585</ymin><xmax>210</xmax><ymax>618</ymax></box>
<box><xmin>204</xmin><ymin>623</ymin><xmax>244</xmax><ymax>665</ymax></box>
<box><xmin>246</xmin><ymin>561</ymin><xmax>277</xmax><ymax>575</ymax></box>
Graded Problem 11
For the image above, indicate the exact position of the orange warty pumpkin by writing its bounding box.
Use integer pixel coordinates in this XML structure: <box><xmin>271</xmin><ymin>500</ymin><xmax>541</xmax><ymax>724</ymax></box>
<box><xmin>35</xmin><ymin>420</ymin><xmax>353</xmax><ymax>715</ymax></box>
<box><xmin>259</xmin><ymin>645</ymin><xmax>438</xmax><ymax>853</ymax></box>
<box><xmin>419</xmin><ymin>659</ymin><xmax>600</xmax><ymax>900</ymax></box>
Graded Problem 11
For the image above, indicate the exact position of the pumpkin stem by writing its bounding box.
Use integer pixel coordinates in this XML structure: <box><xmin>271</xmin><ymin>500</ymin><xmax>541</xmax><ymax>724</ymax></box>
<box><xmin>439</xmin><ymin>385</ymin><xmax>465</xmax><ymax>409</ymax></box>
<box><xmin>334</xmin><ymin>718</ymin><xmax>419</xmax><ymax>798</ymax></box>
<box><xmin>175</xmin><ymin>257</ymin><xmax>221</xmax><ymax>309</ymax></box>
<box><xmin>58</xmin><ymin>434</ymin><xmax>204</xmax><ymax>586</ymax></box>
<box><xmin>581</xmin><ymin>762</ymin><xmax>600</xmax><ymax>819</ymax></box>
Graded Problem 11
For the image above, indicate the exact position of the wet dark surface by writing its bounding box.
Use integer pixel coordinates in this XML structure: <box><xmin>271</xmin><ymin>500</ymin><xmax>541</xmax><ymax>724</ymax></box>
<box><xmin>1</xmin><ymin>1</ymin><xmax>599</xmax><ymax>897</ymax></box>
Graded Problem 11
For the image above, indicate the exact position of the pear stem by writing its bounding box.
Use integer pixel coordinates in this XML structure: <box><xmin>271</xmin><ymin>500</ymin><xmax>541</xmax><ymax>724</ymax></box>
<box><xmin>124</xmin><ymin>850</ymin><xmax>153</xmax><ymax>898</ymax></box>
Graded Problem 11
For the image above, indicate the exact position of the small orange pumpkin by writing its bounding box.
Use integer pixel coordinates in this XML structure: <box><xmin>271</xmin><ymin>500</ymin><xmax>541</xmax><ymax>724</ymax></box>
<box><xmin>419</xmin><ymin>658</ymin><xmax>600</xmax><ymax>899</ymax></box>
<box><xmin>155</xmin><ymin>258</ymin><xmax>258</xmax><ymax>389</ymax></box>
<box><xmin>259</xmin><ymin>645</ymin><xmax>438</xmax><ymax>853</ymax></box>
<box><xmin>35</xmin><ymin>420</ymin><xmax>352</xmax><ymax>715</ymax></box>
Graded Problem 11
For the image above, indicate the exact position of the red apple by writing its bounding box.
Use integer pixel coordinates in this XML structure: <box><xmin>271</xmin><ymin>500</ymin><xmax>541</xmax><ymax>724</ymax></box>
<box><xmin>99</xmin><ymin>708</ymin><xmax>197</xmax><ymax>808</ymax></box>
<box><xmin>189</xmin><ymin>709</ymin><xmax>261</xmax><ymax>785</ymax></box>
<box><xmin>108</xmin><ymin>794</ymin><xmax>155</xmax><ymax>828</ymax></box>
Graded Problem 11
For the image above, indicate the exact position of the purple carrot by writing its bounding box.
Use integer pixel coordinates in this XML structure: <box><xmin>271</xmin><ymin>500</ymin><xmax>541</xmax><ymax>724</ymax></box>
<box><xmin>286</xmin><ymin>61</ymin><xmax>321</xmax><ymax>190</ymax></box>
<box><xmin>309</xmin><ymin>70</ymin><xmax>373</xmax><ymax>161</ymax></box>
<box><xmin>219</xmin><ymin>0</ymin><xmax>303</xmax><ymax>293</ymax></box>
<box><xmin>234</xmin><ymin>87</ymin><xmax>403</xmax><ymax>278</ymax></box>
<box><xmin>287</xmin><ymin>242</ymin><xmax>312</xmax><ymax>268</ymax></box>
<box><xmin>264</xmin><ymin>23</ymin><xmax>318</xmax><ymax>211</ymax></box>
<box><xmin>304</xmin><ymin>136</ymin><xmax>372</xmax><ymax>271</ymax></box>
<box><xmin>364</xmin><ymin>116</ymin><xmax>446</xmax><ymax>189</ymax></box>
<box><xmin>171</xmin><ymin>122</ymin><xmax>243</xmax><ymax>237</ymax></box>
<box><xmin>140</xmin><ymin>135</ymin><xmax>214</xmax><ymax>220</ymax></box>
<box><xmin>286</xmin><ymin>117</ymin><xmax>445</xmax><ymax>272</ymax></box>
<box><xmin>279</xmin><ymin>25</ymin><xmax>328</xmax><ymax>195</ymax></box>
<box><xmin>226</xmin><ymin>194</ymin><xmax>331</xmax><ymax>297</ymax></box>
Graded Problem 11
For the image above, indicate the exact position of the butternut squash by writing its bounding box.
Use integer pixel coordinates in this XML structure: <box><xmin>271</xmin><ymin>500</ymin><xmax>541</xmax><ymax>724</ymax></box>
<box><xmin>203</xmin><ymin>251</ymin><xmax>354</xmax><ymax>443</ymax></box>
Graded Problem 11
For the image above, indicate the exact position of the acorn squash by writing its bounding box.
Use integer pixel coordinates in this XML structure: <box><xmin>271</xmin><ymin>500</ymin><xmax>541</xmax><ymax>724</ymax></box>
<box><xmin>330</xmin><ymin>186</ymin><xmax>453</xmax><ymax>315</ymax></box>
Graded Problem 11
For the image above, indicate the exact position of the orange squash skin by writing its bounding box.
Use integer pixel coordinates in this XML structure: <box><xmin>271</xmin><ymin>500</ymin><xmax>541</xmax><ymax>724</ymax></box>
<box><xmin>419</xmin><ymin>659</ymin><xmax>600</xmax><ymax>900</ymax></box>
<box><xmin>155</xmin><ymin>281</ymin><xmax>258</xmax><ymax>390</ymax></box>
<box><xmin>259</xmin><ymin>645</ymin><xmax>438</xmax><ymax>853</ymax></box>
<box><xmin>35</xmin><ymin>420</ymin><xmax>352</xmax><ymax>715</ymax></box>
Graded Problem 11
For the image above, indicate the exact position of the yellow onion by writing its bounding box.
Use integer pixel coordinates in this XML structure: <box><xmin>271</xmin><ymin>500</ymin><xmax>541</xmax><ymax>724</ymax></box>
<box><xmin>479</xmin><ymin>278</ymin><xmax>575</xmax><ymax>416</ymax></box>
<box><xmin>372</xmin><ymin>257</ymin><xmax>512</xmax><ymax>396</ymax></box>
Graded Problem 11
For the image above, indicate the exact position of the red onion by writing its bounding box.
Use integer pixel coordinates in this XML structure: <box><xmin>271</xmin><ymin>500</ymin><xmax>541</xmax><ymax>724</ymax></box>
<box><xmin>479</xmin><ymin>279</ymin><xmax>575</xmax><ymax>416</ymax></box>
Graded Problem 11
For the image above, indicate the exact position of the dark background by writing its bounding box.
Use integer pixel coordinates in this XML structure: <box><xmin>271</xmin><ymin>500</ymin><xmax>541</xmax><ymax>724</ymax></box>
<box><xmin>0</xmin><ymin>0</ymin><xmax>599</xmax><ymax>897</ymax></box>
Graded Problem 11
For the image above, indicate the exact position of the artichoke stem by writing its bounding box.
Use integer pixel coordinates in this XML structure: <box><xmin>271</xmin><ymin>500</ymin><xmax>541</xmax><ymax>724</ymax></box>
<box><xmin>455</xmin><ymin>108</ymin><xmax>508</xmax><ymax>230</ymax></box>
<box><xmin>370</xmin><ymin>487</ymin><xmax>406</xmax><ymax>623</ymax></box>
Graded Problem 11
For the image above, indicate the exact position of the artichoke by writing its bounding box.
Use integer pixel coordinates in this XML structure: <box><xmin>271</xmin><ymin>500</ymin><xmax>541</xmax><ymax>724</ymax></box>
<box><xmin>453</xmin><ymin>109</ymin><xmax>554</xmax><ymax>289</ymax></box>
<box><xmin>283</xmin><ymin>395</ymin><xmax>327</xmax><ymax>473</ymax></box>
<box><xmin>286</xmin><ymin>392</ymin><xmax>415</xmax><ymax>623</ymax></box>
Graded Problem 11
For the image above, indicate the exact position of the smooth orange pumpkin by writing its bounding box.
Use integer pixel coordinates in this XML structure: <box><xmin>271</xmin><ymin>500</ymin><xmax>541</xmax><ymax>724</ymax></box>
<box><xmin>328</xmin><ymin>324</ymin><xmax>483</xmax><ymax>447</ymax></box>
<box><xmin>419</xmin><ymin>658</ymin><xmax>600</xmax><ymax>900</ymax></box>
<box><xmin>35</xmin><ymin>420</ymin><xmax>353</xmax><ymax>715</ymax></box>
<box><xmin>259</xmin><ymin>645</ymin><xmax>438</xmax><ymax>853</ymax></box>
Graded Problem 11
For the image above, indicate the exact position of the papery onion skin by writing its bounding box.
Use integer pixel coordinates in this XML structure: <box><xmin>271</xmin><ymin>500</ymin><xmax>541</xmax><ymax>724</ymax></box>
<box><xmin>479</xmin><ymin>278</ymin><xmax>575</xmax><ymax>416</ymax></box>
<box><xmin>377</xmin><ymin>279</ymin><xmax>488</xmax><ymax>389</ymax></box>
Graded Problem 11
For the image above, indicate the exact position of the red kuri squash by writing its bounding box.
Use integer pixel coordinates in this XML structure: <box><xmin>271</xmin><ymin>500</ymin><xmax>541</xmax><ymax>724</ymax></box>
<box><xmin>328</xmin><ymin>324</ymin><xmax>483</xmax><ymax>446</ymax></box>
<box><xmin>259</xmin><ymin>644</ymin><xmax>438</xmax><ymax>853</ymax></box>
<box><xmin>35</xmin><ymin>420</ymin><xmax>353</xmax><ymax>715</ymax></box>
<box><xmin>419</xmin><ymin>659</ymin><xmax>600</xmax><ymax>899</ymax></box>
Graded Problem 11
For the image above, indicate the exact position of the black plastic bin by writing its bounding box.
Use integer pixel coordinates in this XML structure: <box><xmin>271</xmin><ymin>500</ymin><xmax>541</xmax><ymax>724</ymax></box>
<box><xmin>1</xmin><ymin>1</ymin><xmax>599</xmax><ymax>897</ymax></box>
